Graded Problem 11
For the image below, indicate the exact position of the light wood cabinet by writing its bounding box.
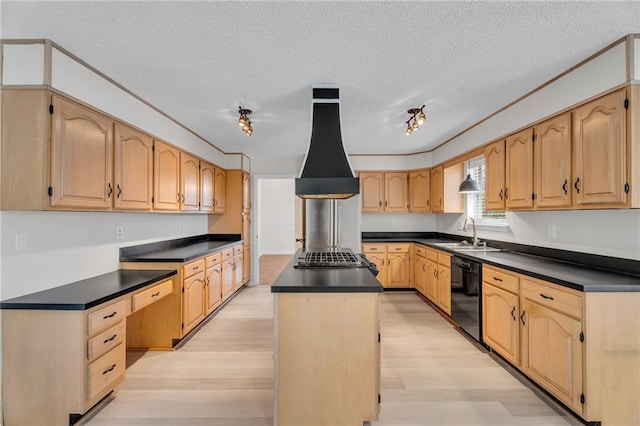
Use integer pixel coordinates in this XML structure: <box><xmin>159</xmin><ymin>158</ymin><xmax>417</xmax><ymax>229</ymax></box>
<box><xmin>572</xmin><ymin>90</ymin><xmax>627</xmax><ymax>207</ymax></box>
<box><xmin>436</xmin><ymin>252</ymin><xmax>451</xmax><ymax>315</ymax></box>
<box><xmin>180</xmin><ymin>152</ymin><xmax>200</xmax><ymax>211</ymax></box>
<box><xmin>200</xmin><ymin>161</ymin><xmax>215</xmax><ymax>212</ymax></box>
<box><xmin>222</xmin><ymin>256</ymin><xmax>235</xmax><ymax>300</ymax></box>
<box><xmin>205</xmin><ymin>255</ymin><xmax>223</xmax><ymax>315</ymax></box>
<box><xmin>50</xmin><ymin>95</ymin><xmax>114</xmax><ymax>209</ymax></box>
<box><xmin>153</xmin><ymin>140</ymin><xmax>180</xmax><ymax>211</ymax></box>
<box><xmin>413</xmin><ymin>245</ymin><xmax>427</xmax><ymax>296</ymax></box>
<box><xmin>505</xmin><ymin>128</ymin><xmax>534</xmax><ymax>209</ymax></box>
<box><xmin>485</xmin><ymin>140</ymin><xmax>506</xmax><ymax>210</ymax></box>
<box><xmin>113</xmin><ymin>123</ymin><xmax>153</xmax><ymax>211</ymax></box>
<box><xmin>384</xmin><ymin>172</ymin><xmax>409</xmax><ymax>212</ymax></box>
<box><xmin>242</xmin><ymin>171</ymin><xmax>251</xmax><ymax>212</ymax></box>
<box><xmin>409</xmin><ymin>169</ymin><xmax>431</xmax><ymax>212</ymax></box>
<box><xmin>364</xmin><ymin>250</ymin><xmax>387</xmax><ymax>287</ymax></box>
<box><xmin>243</xmin><ymin>246</ymin><xmax>251</xmax><ymax>284</ymax></box>
<box><xmin>430</xmin><ymin>166</ymin><xmax>444</xmax><ymax>212</ymax></box>
<box><xmin>425</xmin><ymin>260</ymin><xmax>438</xmax><ymax>302</ymax></box>
<box><xmin>213</xmin><ymin>167</ymin><xmax>227</xmax><ymax>213</ymax></box>
<box><xmin>534</xmin><ymin>113</ymin><xmax>572</xmax><ymax>208</ymax></box>
<box><xmin>387</xmin><ymin>252</ymin><xmax>411</xmax><ymax>287</ymax></box>
<box><xmin>363</xmin><ymin>243</ymin><xmax>411</xmax><ymax>288</ymax></box>
<box><xmin>183</xmin><ymin>271</ymin><xmax>205</xmax><ymax>334</ymax></box>
<box><xmin>360</xmin><ymin>172</ymin><xmax>385</xmax><ymax>212</ymax></box>
<box><xmin>483</xmin><ymin>282</ymin><xmax>520</xmax><ymax>365</ymax></box>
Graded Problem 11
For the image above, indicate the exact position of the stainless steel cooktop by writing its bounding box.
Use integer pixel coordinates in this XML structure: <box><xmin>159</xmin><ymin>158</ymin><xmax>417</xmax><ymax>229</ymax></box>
<box><xmin>294</xmin><ymin>249</ymin><xmax>364</xmax><ymax>268</ymax></box>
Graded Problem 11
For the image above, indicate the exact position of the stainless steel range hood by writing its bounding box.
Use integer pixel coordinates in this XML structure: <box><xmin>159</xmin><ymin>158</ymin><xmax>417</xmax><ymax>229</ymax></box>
<box><xmin>295</xmin><ymin>86</ymin><xmax>360</xmax><ymax>199</ymax></box>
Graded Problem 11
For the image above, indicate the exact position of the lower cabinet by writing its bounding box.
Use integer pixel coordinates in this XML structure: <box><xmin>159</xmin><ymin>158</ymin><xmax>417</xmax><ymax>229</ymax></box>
<box><xmin>204</xmin><ymin>253</ymin><xmax>223</xmax><ymax>315</ymax></box>
<box><xmin>413</xmin><ymin>245</ymin><xmax>427</xmax><ymax>296</ymax></box>
<box><xmin>183</xmin><ymin>262</ymin><xmax>206</xmax><ymax>334</ymax></box>
<box><xmin>424</xmin><ymin>248</ymin><xmax>451</xmax><ymax>314</ymax></box>
<box><xmin>363</xmin><ymin>243</ymin><xmax>411</xmax><ymax>288</ymax></box>
<box><xmin>222</xmin><ymin>248</ymin><xmax>235</xmax><ymax>300</ymax></box>
<box><xmin>483</xmin><ymin>281</ymin><xmax>520</xmax><ymax>365</ymax></box>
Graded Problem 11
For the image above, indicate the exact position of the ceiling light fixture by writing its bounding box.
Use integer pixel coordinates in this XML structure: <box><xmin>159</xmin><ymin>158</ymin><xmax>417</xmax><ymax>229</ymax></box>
<box><xmin>405</xmin><ymin>105</ymin><xmax>426</xmax><ymax>136</ymax></box>
<box><xmin>238</xmin><ymin>106</ymin><xmax>253</xmax><ymax>136</ymax></box>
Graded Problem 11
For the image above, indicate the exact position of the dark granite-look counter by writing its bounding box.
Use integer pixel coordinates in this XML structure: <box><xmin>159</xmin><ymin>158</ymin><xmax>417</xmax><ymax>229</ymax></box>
<box><xmin>120</xmin><ymin>234</ymin><xmax>242</xmax><ymax>263</ymax></box>
<box><xmin>363</xmin><ymin>235</ymin><xmax>640</xmax><ymax>293</ymax></box>
<box><xmin>271</xmin><ymin>250</ymin><xmax>383</xmax><ymax>293</ymax></box>
<box><xmin>0</xmin><ymin>269</ymin><xmax>177</xmax><ymax>310</ymax></box>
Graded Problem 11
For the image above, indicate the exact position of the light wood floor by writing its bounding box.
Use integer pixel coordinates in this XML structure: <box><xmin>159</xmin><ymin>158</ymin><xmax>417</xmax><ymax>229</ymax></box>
<box><xmin>85</xmin><ymin>287</ymin><xmax>581</xmax><ymax>426</ymax></box>
<box><xmin>258</xmin><ymin>254</ymin><xmax>292</xmax><ymax>285</ymax></box>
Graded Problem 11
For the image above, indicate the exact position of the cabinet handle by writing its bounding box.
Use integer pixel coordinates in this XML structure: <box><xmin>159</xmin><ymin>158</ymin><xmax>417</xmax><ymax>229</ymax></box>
<box><xmin>193</xmin><ymin>266</ymin><xmax>199</xmax><ymax>270</ymax></box>
<box><xmin>103</xmin><ymin>311</ymin><xmax>117</xmax><ymax>320</ymax></box>
<box><xmin>504</xmin><ymin>188</ymin><xmax>509</xmax><ymax>199</ymax></box>
<box><xmin>492</xmin><ymin>276</ymin><xmax>503</xmax><ymax>282</ymax></box>
<box><xmin>102</xmin><ymin>364</ymin><xmax>117</xmax><ymax>375</ymax></box>
<box><xmin>177</xmin><ymin>193</ymin><xmax>181</xmax><ymax>202</ymax></box>
<box><xmin>181</xmin><ymin>194</ymin><xmax>185</xmax><ymax>203</ymax></box>
<box><xmin>422</xmin><ymin>264</ymin><xmax>426</xmax><ymax>271</ymax></box>
<box><xmin>107</xmin><ymin>183</ymin><xmax>113</xmax><ymax>198</ymax></box>
<box><xmin>539</xmin><ymin>293</ymin><xmax>554</xmax><ymax>301</ymax></box>
<box><xmin>384</xmin><ymin>200</ymin><xmax>388</xmax><ymax>207</ymax></box>
<box><xmin>499</xmin><ymin>189</ymin><xmax>503</xmax><ymax>200</ymax></box>
<box><xmin>520</xmin><ymin>311</ymin><xmax>526</xmax><ymax>326</ymax></box>
<box><xmin>151</xmin><ymin>291</ymin><xmax>161</xmax><ymax>298</ymax></box>
<box><xmin>435</xmin><ymin>270</ymin><xmax>439</xmax><ymax>279</ymax></box>
<box><xmin>562</xmin><ymin>179</ymin><xmax>568</xmax><ymax>195</ymax></box>
<box><xmin>511</xmin><ymin>306</ymin><xmax>516</xmax><ymax>321</ymax></box>
<box><xmin>116</xmin><ymin>184</ymin><xmax>122</xmax><ymax>198</ymax></box>
<box><xmin>379</xmin><ymin>200</ymin><xmax>382</xmax><ymax>208</ymax></box>
<box><xmin>370</xmin><ymin>248</ymin><xmax>378</xmax><ymax>251</ymax></box>
<box><xmin>574</xmin><ymin>177</ymin><xmax>580</xmax><ymax>193</ymax></box>
<box><xmin>426</xmin><ymin>199</ymin><xmax>430</xmax><ymax>207</ymax></box>
<box><xmin>395</xmin><ymin>248</ymin><xmax>402</xmax><ymax>251</ymax></box>
<box><xmin>213</xmin><ymin>198</ymin><xmax>217</xmax><ymax>206</ymax></box>
<box><xmin>103</xmin><ymin>334</ymin><xmax>118</xmax><ymax>344</ymax></box>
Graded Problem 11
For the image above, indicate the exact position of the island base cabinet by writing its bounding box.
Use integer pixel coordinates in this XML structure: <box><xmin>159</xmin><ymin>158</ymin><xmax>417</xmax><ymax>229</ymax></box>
<box><xmin>274</xmin><ymin>292</ymin><xmax>380</xmax><ymax>426</ymax></box>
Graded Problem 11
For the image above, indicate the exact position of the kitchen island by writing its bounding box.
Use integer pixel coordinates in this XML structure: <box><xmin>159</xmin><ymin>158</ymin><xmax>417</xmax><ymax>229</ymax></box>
<box><xmin>271</xmin><ymin>250</ymin><xmax>383</xmax><ymax>426</ymax></box>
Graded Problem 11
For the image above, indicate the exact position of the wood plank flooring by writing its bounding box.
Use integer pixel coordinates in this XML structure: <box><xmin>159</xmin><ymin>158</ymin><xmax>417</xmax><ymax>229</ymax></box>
<box><xmin>85</xmin><ymin>287</ymin><xmax>581</xmax><ymax>426</ymax></box>
<box><xmin>258</xmin><ymin>255</ymin><xmax>292</xmax><ymax>285</ymax></box>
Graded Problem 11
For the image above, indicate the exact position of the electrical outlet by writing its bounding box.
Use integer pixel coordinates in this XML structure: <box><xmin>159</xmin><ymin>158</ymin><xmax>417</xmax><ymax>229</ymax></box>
<box><xmin>392</xmin><ymin>220</ymin><xmax>399</xmax><ymax>228</ymax></box>
<box><xmin>547</xmin><ymin>225</ymin><xmax>557</xmax><ymax>240</ymax></box>
<box><xmin>116</xmin><ymin>227</ymin><xmax>124</xmax><ymax>239</ymax></box>
<box><xmin>176</xmin><ymin>223</ymin><xmax>181</xmax><ymax>232</ymax></box>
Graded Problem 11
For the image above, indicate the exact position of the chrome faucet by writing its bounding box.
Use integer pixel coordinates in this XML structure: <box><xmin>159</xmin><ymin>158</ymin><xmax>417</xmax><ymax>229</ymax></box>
<box><xmin>463</xmin><ymin>217</ymin><xmax>479</xmax><ymax>247</ymax></box>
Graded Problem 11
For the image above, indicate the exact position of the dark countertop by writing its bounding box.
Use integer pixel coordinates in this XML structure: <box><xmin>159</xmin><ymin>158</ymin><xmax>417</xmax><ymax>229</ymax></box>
<box><xmin>271</xmin><ymin>249</ymin><xmax>383</xmax><ymax>293</ymax></box>
<box><xmin>363</xmin><ymin>237</ymin><xmax>640</xmax><ymax>293</ymax></box>
<box><xmin>0</xmin><ymin>269</ymin><xmax>177</xmax><ymax>311</ymax></box>
<box><xmin>121</xmin><ymin>240</ymin><xmax>242</xmax><ymax>263</ymax></box>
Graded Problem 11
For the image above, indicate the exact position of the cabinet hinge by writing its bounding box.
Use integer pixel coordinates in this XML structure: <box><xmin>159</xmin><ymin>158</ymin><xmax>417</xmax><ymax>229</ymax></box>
<box><xmin>624</xmin><ymin>98</ymin><xmax>629</xmax><ymax>110</ymax></box>
<box><xmin>49</xmin><ymin>104</ymin><xmax>54</xmax><ymax>115</ymax></box>
<box><xmin>378</xmin><ymin>394</ymin><xmax>381</xmax><ymax>404</ymax></box>
<box><xmin>624</xmin><ymin>183</ymin><xmax>630</xmax><ymax>194</ymax></box>
<box><xmin>580</xmin><ymin>331</ymin><xmax>584</xmax><ymax>342</ymax></box>
<box><xmin>580</xmin><ymin>393</ymin><xmax>585</xmax><ymax>404</ymax></box>
<box><xmin>378</xmin><ymin>333</ymin><xmax>381</xmax><ymax>343</ymax></box>
<box><xmin>532</xmin><ymin>133</ymin><xmax>536</xmax><ymax>142</ymax></box>
<box><xmin>47</xmin><ymin>186</ymin><xmax>53</xmax><ymax>197</ymax></box>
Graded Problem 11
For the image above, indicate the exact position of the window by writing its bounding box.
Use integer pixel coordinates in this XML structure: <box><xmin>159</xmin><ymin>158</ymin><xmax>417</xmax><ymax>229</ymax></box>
<box><xmin>465</xmin><ymin>155</ymin><xmax>507</xmax><ymax>227</ymax></box>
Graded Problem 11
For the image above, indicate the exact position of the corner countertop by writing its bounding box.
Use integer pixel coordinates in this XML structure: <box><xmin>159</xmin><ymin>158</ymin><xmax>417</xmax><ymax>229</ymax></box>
<box><xmin>0</xmin><ymin>269</ymin><xmax>177</xmax><ymax>311</ymax></box>
<box><xmin>121</xmin><ymin>240</ymin><xmax>243</xmax><ymax>263</ymax></box>
<box><xmin>363</xmin><ymin>237</ymin><xmax>640</xmax><ymax>293</ymax></box>
<box><xmin>271</xmin><ymin>249</ymin><xmax>383</xmax><ymax>293</ymax></box>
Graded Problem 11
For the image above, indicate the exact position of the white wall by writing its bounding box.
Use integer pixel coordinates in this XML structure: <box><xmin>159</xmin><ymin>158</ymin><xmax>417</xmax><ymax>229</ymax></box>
<box><xmin>257</xmin><ymin>179</ymin><xmax>296</xmax><ymax>255</ymax></box>
<box><xmin>362</xmin><ymin>213</ymin><xmax>436</xmax><ymax>232</ymax></box>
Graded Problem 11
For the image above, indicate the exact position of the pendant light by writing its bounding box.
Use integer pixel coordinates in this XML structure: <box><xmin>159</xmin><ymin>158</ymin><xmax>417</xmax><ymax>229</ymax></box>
<box><xmin>458</xmin><ymin>174</ymin><xmax>481</xmax><ymax>193</ymax></box>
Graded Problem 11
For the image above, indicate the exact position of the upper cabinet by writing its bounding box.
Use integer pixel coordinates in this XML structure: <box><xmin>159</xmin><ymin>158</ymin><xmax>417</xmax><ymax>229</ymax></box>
<box><xmin>505</xmin><ymin>128</ymin><xmax>534</xmax><ymax>210</ymax></box>
<box><xmin>535</xmin><ymin>113</ymin><xmax>572</xmax><ymax>209</ymax></box>
<box><xmin>113</xmin><ymin>123</ymin><xmax>153</xmax><ymax>211</ymax></box>
<box><xmin>572</xmin><ymin>90</ymin><xmax>627</xmax><ymax>207</ymax></box>
<box><xmin>409</xmin><ymin>169</ymin><xmax>431</xmax><ymax>212</ymax></box>
<box><xmin>200</xmin><ymin>162</ymin><xmax>215</xmax><ymax>212</ymax></box>
<box><xmin>242</xmin><ymin>172</ymin><xmax>251</xmax><ymax>212</ymax></box>
<box><xmin>359</xmin><ymin>171</ymin><xmax>408</xmax><ymax>213</ymax></box>
<box><xmin>153</xmin><ymin>140</ymin><xmax>181</xmax><ymax>211</ymax></box>
<box><xmin>360</xmin><ymin>172</ymin><xmax>385</xmax><ymax>212</ymax></box>
<box><xmin>180</xmin><ymin>152</ymin><xmax>200</xmax><ymax>211</ymax></box>
<box><xmin>430</xmin><ymin>167</ymin><xmax>444</xmax><ymax>213</ymax></box>
<box><xmin>485</xmin><ymin>140</ymin><xmax>506</xmax><ymax>211</ymax></box>
<box><xmin>50</xmin><ymin>96</ymin><xmax>114</xmax><ymax>210</ymax></box>
<box><xmin>213</xmin><ymin>167</ymin><xmax>227</xmax><ymax>214</ymax></box>
<box><xmin>431</xmin><ymin>164</ymin><xmax>464</xmax><ymax>214</ymax></box>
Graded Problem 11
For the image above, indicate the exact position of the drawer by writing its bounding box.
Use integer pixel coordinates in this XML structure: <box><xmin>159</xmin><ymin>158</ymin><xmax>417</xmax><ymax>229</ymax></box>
<box><xmin>87</xmin><ymin>321</ymin><xmax>125</xmax><ymax>362</ymax></box>
<box><xmin>521</xmin><ymin>278</ymin><xmax>583</xmax><ymax>319</ymax></box>
<box><xmin>426</xmin><ymin>248</ymin><xmax>438</xmax><ymax>262</ymax></box>
<box><xmin>87</xmin><ymin>343</ymin><xmax>126</xmax><ymax>400</ymax></box>
<box><xmin>414</xmin><ymin>245</ymin><xmax>427</xmax><ymax>258</ymax></box>
<box><xmin>131</xmin><ymin>279</ymin><xmax>173</xmax><ymax>313</ymax></box>
<box><xmin>87</xmin><ymin>300</ymin><xmax>126</xmax><ymax>336</ymax></box>
<box><xmin>483</xmin><ymin>265</ymin><xmax>519</xmax><ymax>294</ymax></box>
<box><xmin>234</xmin><ymin>245</ymin><xmax>244</xmax><ymax>256</ymax></box>
<box><xmin>183</xmin><ymin>259</ymin><xmax>205</xmax><ymax>278</ymax></box>
<box><xmin>387</xmin><ymin>243</ymin><xmax>411</xmax><ymax>253</ymax></box>
<box><xmin>362</xmin><ymin>243</ymin><xmax>385</xmax><ymax>253</ymax></box>
<box><xmin>205</xmin><ymin>252</ymin><xmax>222</xmax><ymax>267</ymax></box>
<box><xmin>222</xmin><ymin>248</ymin><xmax>234</xmax><ymax>261</ymax></box>
<box><xmin>437</xmin><ymin>251</ymin><xmax>451</xmax><ymax>266</ymax></box>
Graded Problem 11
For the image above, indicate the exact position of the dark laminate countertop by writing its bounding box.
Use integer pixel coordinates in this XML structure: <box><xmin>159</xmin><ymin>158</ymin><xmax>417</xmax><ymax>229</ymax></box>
<box><xmin>0</xmin><ymin>269</ymin><xmax>177</xmax><ymax>310</ymax></box>
<box><xmin>121</xmin><ymin>240</ymin><xmax>242</xmax><ymax>263</ymax></box>
<box><xmin>363</xmin><ymin>237</ymin><xmax>640</xmax><ymax>292</ymax></box>
<box><xmin>271</xmin><ymin>249</ymin><xmax>383</xmax><ymax>293</ymax></box>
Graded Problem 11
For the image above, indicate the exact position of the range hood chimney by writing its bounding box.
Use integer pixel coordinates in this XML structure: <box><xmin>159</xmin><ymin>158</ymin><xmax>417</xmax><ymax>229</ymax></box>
<box><xmin>295</xmin><ymin>85</ymin><xmax>360</xmax><ymax>199</ymax></box>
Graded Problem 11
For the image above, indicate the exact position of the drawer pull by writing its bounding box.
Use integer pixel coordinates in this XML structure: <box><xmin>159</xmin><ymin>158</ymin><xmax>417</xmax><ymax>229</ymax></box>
<box><xmin>152</xmin><ymin>291</ymin><xmax>161</xmax><ymax>297</ymax></box>
<box><xmin>103</xmin><ymin>364</ymin><xmax>117</xmax><ymax>375</ymax></box>
<box><xmin>492</xmin><ymin>276</ymin><xmax>503</xmax><ymax>282</ymax></box>
<box><xmin>103</xmin><ymin>311</ymin><xmax>118</xmax><ymax>320</ymax></box>
<box><xmin>511</xmin><ymin>306</ymin><xmax>516</xmax><ymax>321</ymax></box>
<box><xmin>395</xmin><ymin>248</ymin><xmax>402</xmax><ymax>251</ymax></box>
<box><xmin>370</xmin><ymin>248</ymin><xmax>378</xmax><ymax>251</ymax></box>
<box><xmin>193</xmin><ymin>266</ymin><xmax>199</xmax><ymax>270</ymax></box>
<box><xmin>103</xmin><ymin>334</ymin><xmax>117</xmax><ymax>344</ymax></box>
<box><xmin>539</xmin><ymin>293</ymin><xmax>555</xmax><ymax>300</ymax></box>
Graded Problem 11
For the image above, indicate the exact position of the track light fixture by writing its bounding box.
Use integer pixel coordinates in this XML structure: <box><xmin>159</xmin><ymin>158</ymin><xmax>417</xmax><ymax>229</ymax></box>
<box><xmin>404</xmin><ymin>105</ymin><xmax>426</xmax><ymax>136</ymax></box>
<box><xmin>238</xmin><ymin>107</ymin><xmax>253</xmax><ymax>136</ymax></box>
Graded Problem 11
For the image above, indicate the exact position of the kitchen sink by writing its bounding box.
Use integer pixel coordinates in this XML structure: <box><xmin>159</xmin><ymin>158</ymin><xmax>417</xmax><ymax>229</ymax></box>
<box><xmin>453</xmin><ymin>246</ymin><xmax>502</xmax><ymax>253</ymax></box>
<box><xmin>433</xmin><ymin>241</ymin><xmax>473</xmax><ymax>248</ymax></box>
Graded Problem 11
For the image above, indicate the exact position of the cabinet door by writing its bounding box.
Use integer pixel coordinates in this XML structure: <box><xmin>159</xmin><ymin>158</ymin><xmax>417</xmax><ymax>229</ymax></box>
<box><xmin>387</xmin><ymin>253</ymin><xmax>410</xmax><ymax>287</ymax></box>
<box><xmin>242</xmin><ymin>172</ymin><xmax>251</xmax><ymax>212</ymax></box>
<box><xmin>183</xmin><ymin>271</ymin><xmax>205</xmax><ymax>333</ymax></box>
<box><xmin>482</xmin><ymin>282</ymin><xmax>519</xmax><ymax>365</ymax></box>
<box><xmin>213</xmin><ymin>167</ymin><xmax>226</xmax><ymax>213</ymax></box>
<box><xmin>535</xmin><ymin>113</ymin><xmax>572</xmax><ymax>208</ymax></box>
<box><xmin>425</xmin><ymin>261</ymin><xmax>438</xmax><ymax>302</ymax></box>
<box><xmin>243</xmin><ymin>246</ymin><xmax>251</xmax><ymax>283</ymax></box>
<box><xmin>414</xmin><ymin>255</ymin><xmax>426</xmax><ymax>295</ymax></box>
<box><xmin>234</xmin><ymin>254</ymin><xmax>244</xmax><ymax>290</ymax></box>
<box><xmin>521</xmin><ymin>298</ymin><xmax>583</xmax><ymax>413</ymax></box>
<box><xmin>409</xmin><ymin>170</ymin><xmax>431</xmax><ymax>212</ymax></box>
<box><xmin>180</xmin><ymin>152</ymin><xmax>200</xmax><ymax>211</ymax></box>
<box><xmin>573</xmin><ymin>90</ymin><xmax>627</xmax><ymax>206</ymax></box>
<box><xmin>205</xmin><ymin>265</ymin><xmax>222</xmax><ymax>315</ymax></box>
<box><xmin>506</xmin><ymin>129</ymin><xmax>534</xmax><ymax>209</ymax></box>
<box><xmin>384</xmin><ymin>172</ymin><xmax>409</xmax><ymax>212</ymax></box>
<box><xmin>153</xmin><ymin>140</ymin><xmax>180</xmax><ymax>211</ymax></box>
<box><xmin>50</xmin><ymin>96</ymin><xmax>114</xmax><ymax>209</ymax></box>
<box><xmin>430</xmin><ymin>166</ymin><xmax>444</xmax><ymax>213</ymax></box>
<box><xmin>113</xmin><ymin>124</ymin><xmax>153</xmax><ymax>211</ymax></box>
<box><xmin>366</xmin><ymin>252</ymin><xmax>387</xmax><ymax>287</ymax></box>
<box><xmin>242</xmin><ymin>214</ymin><xmax>251</xmax><ymax>247</ymax></box>
<box><xmin>437</xmin><ymin>265</ymin><xmax>451</xmax><ymax>315</ymax></box>
<box><xmin>200</xmin><ymin>161</ymin><xmax>215</xmax><ymax>212</ymax></box>
<box><xmin>221</xmin><ymin>259</ymin><xmax>234</xmax><ymax>299</ymax></box>
<box><xmin>485</xmin><ymin>140</ymin><xmax>506</xmax><ymax>210</ymax></box>
<box><xmin>360</xmin><ymin>172</ymin><xmax>384</xmax><ymax>212</ymax></box>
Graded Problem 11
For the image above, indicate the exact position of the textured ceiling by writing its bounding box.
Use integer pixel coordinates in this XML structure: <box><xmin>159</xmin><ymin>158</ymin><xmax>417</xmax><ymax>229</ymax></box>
<box><xmin>2</xmin><ymin>1</ymin><xmax>639</xmax><ymax>159</ymax></box>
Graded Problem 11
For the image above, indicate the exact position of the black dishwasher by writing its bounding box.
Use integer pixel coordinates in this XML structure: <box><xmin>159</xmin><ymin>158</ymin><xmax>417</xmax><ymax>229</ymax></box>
<box><xmin>451</xmin><ymin>256</ymin><xmax>483</xmax><ymax>344</ymax></box>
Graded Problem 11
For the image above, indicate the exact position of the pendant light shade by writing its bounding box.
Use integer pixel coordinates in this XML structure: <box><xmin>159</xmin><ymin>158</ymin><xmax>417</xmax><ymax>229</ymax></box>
<box><xmin>458</xmin><ymin>174</ymin><xmax>481</xmax><ymax>193</ymax></box>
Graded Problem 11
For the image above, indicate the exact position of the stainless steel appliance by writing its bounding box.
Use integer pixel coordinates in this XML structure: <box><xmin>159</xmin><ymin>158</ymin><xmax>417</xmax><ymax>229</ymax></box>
<box><xmin>294</xmin><ymin>248</ymin><xmax>379</xmax><ymax>276</ymax></box>
<box><xmin>451</xmin><ymin>256</ymin><xmax>483</xmax><ymax>344</ymax></box>
<box><xmin>304</xmin><ymin>197</ymin><xmax>361</xmax><ymax>250</ymax></box>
